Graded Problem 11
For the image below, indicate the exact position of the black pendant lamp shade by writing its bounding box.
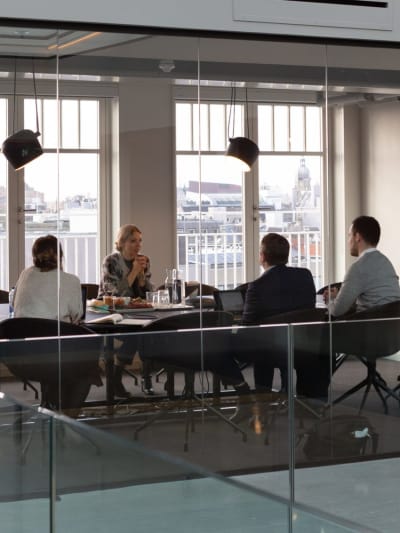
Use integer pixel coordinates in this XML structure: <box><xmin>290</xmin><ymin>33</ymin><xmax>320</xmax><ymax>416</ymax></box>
<box><xmin>225</xmin><ymin>85</ymin><xmax>259</xmax><ymax>172</ymax></box>
<box><xmin>226</xmin><ymin>136</ymin><xmax>259</xmax><ymax>172</ymax></box>
<box><xmin>2</xmin><ymin>129</ymin><xmax>43</xmax><ymax>170</ymax></box>
<box><xmin>2</xmin><ymin>58</ymin><xmax>43</xmax><ymax>171</ymax></box>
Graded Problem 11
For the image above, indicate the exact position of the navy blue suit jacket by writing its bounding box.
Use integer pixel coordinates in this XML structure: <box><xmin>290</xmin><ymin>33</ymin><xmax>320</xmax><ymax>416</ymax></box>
<box><xmin>241</xmin><ymin>264</ymin><xmax>316</xmax><ymax>325</ymax></box>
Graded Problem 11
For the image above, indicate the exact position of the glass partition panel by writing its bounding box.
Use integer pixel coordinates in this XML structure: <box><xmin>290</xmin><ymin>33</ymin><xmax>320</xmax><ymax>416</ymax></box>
<box><xmin>292</xmin><ymin>317</ymin><xmax>400</xmax><ymax>532</ymax></box>
<box><xmin>0</xmin><ymin>393</ymin><xmax>370</xmax><ymax>533</ymax></box>
<box><xmin>0</xmin><ymin>394</ymin><xmax>51</xmax><ymax>532</ymax></box>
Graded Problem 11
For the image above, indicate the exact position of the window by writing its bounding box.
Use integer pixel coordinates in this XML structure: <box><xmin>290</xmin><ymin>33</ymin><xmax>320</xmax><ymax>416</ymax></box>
<box><xmin>176</xmin><ymin>99</ymin><xmax>323</xmax><ymax>288</ymax></box>
<box><xmin>0</xmin><ymin>94</ymin><xmax>106</xmax><ymax>290</ymax></box>
<box><xmin>23</xmin><ymin>97</ymin><xmax>100</xmax><ymax>282</ymax></box>
<box><xmin>257</xmin><ymin>104</ymin><xmax>323</xmax><ymax>287</ymax></box>
<box><xmin>176</xmin><ymin>101</ymin><xmax>244</xmax><ymax>289</ymax></box>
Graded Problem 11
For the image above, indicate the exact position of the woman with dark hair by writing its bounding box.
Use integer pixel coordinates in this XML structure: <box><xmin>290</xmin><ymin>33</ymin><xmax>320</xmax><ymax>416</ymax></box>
<box><xmin>14</xmin><ymin>234</ymin><xmax>83</xmax><ymax>323</ymax></box>
<box><xmin>99</xmin><ymin>224</ymin><xmax>155</xmax><ymax>397</ymax></box>
<box><xmin>12</xmin><ymin>234</ymin><xmax>101</xmax><ymax>417</ymax></box>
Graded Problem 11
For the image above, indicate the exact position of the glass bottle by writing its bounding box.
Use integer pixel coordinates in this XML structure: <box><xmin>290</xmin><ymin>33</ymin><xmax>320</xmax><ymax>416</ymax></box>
<box><xmin>165</xmin><ymin>268</ymin><xmax>184</xmax><ymax>304</ymax></box>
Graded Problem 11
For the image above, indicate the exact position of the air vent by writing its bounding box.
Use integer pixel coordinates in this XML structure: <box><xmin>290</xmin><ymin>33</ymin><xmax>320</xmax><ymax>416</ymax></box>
<box><xmin>233</xmin><ymin>0</ymin><xmax>393</xmax><ymax>31</ymax></box>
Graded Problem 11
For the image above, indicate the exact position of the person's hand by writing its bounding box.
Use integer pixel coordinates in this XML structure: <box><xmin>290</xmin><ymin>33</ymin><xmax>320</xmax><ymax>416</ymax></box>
<box><xmin>134</xmin><ymin>254</ymin><xmax>148</xmax><ymax>273</ymax></box>
<box><xmin>323</xmin><ymin>286</ymin><xmax>339</xmax><ymax>304</ymax></box>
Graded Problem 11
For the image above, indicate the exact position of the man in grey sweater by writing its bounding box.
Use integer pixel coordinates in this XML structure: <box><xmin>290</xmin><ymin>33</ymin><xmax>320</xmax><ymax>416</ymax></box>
<box><xmin>327</xmin><ymin>216</ymin><xmax>400</xmax><ymax>317</ymax></box>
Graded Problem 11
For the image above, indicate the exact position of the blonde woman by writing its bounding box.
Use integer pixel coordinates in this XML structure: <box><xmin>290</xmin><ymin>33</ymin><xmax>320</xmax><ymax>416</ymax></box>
<box><xmin>99</xmin><ymin>224</ymin><xmax>154</xmax><ymax>397</ymax></box>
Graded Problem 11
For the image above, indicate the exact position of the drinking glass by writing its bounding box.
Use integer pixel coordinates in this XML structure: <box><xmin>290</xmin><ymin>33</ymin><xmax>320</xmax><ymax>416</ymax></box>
<box><xmin>158</xmin><ymin>289</ymin><xmax>170</xmax><ymax>307</ymax></box>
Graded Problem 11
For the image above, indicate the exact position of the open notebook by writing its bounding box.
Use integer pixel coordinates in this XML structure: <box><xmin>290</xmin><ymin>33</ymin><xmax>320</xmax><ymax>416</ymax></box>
<box><xmin>87</xmin><ymin>313</ymin><xmax>152</xmax><ymax>326</ymax></box>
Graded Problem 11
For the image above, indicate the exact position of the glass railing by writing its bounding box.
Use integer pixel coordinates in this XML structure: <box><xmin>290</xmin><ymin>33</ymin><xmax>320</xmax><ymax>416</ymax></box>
<box><xmin>0</xmin><ymin>392</ymin><xmax>371</xmax><ymax>533</ymax></box>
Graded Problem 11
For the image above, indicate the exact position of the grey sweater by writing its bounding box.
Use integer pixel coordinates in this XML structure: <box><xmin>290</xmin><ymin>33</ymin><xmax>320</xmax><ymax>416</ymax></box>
<box><xmin>330</xmin><ymin>249</ymin><xmax>400</xmax><ymax>317</ymax></box>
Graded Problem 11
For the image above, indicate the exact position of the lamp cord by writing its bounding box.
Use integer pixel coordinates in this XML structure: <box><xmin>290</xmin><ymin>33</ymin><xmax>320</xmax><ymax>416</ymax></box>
<box><xmin>32</xmin><ymin>59</ymin><xmax>40</xmax><ymax>135</ymax></box>
<box><xmin>228</xmin><ymin>82</ymin><xmax>236</xmax><ymax>139</ymax></box>
<box><xmin>12</xmin><ymin>58</ymin><xmax>17</xmax><ymax>134</ymax></box>
<box><xmin>245</xmin><ymin>87</ymin><xmax>250</xmax><ymax>139</ymax></box>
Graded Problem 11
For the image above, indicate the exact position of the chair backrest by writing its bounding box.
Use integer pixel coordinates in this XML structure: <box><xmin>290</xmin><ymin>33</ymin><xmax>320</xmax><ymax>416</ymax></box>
<box><xmin>140</xmin><ymin>311</ymin><xmax>234</xmax><ymax>371</ymax></box>
<box><xmin>0</xmin><ymin>317</ymin><xmax>102</xmax><ymax>384</ymax></box>
<box><xmin>332</xmin><ymin>300</ymin><xmax>400</xmax><ymax>359</ymax></box>
<box><xmin>261</xmin><ymin>307</ymin><xmax>327</xmax><ymax>325</ymax></box>
<box><xmin>316</xmin><ymin>282</ymin><xmax>342</xmax><ymax>296</ymax></box>
<box><xmin>236</xmin><ymin>307</ymin><xmax>329</xmax><ymax>363</ymax></box>
<box><xmin>143</xmin><ymin>310</ymin><xmax>233</xmax><ymax>332</ymax></box>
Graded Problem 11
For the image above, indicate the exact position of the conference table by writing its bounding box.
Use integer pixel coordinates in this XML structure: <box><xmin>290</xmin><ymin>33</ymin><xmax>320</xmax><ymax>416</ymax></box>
<box><xmin>0</xmin><ymin>302</ymin><xmax>236</xmax><ymax>411</ymax></box>
<box><xmin>0</xmin><ymin>302</ymin><xmax>205</xmax><ymax>409</ymax></box>
<box><xmin>84</xmin><ymin>304</ymin><xmax>198</xmax><ymax>407</ymax></box>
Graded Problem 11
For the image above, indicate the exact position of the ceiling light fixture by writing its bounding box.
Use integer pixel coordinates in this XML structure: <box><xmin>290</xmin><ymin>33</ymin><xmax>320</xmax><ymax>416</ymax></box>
<box><xmin>47</xmin><ymin>31</ymin><xmax>101</xmax><ymax>51</ymax></box>
<box><xmin>2</xmin><ymin>59</ymin><xmax>43</xmax><ymax>171</ymax></box>
<box><xmin>225</xmin><ymin>84</ymin><xmax>259</xmax><ymax>172</ymax></box>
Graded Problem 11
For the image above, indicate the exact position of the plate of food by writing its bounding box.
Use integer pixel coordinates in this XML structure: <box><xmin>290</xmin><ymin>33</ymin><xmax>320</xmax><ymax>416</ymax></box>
<box><xmin>88</xmin><ymin>297</ymin><xmax>154</xmax><ymax>313</ymax></box>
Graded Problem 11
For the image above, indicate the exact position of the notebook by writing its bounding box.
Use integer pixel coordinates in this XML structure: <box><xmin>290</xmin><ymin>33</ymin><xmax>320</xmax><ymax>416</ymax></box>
<box><xmin>214</xmin><ymin>289</ymin><xmax>244</xmax><ymax>322</ymax></box>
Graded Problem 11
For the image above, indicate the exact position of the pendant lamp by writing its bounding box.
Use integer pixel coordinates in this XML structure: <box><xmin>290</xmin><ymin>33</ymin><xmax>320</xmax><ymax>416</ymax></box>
<box><xmin>226</xmin><ymin>85</ymin><xmax>259</xmax><ymax>172</ymax></box>
<box><xmin>2</xmin><ymin>59</ymin><xmax>43</xmax><ymax>171</ymax></box>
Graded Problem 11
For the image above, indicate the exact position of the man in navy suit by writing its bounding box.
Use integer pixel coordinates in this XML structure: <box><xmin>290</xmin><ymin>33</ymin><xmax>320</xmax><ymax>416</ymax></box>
<box><xmin>241</xmin><ymin>233</ymin><xmax>316</xmax><ymax>393</ymax></box>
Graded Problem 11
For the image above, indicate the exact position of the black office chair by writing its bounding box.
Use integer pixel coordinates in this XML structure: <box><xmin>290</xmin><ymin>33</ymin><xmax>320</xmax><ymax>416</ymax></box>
<box><xmin>134</xmin><ymin>310</ymin><xmax>247</xmax><ymax>450</ymax></box>
<box><xmin>0</xmin><ymin>318</ymin><xmax>103</xmax><ymax>414</ymax></box>
<box><xmin>332</xmin><ymin>300</ymin><xmax>400</xmax><ymax>413</ymax></box>
<box><xmin>154</xmin><ymin>284</ymin><xmax>218</xmax><ymax>384</ymax></box>
<box><xmin>316</xmin><ymin>282</ymin><xmax>342</xmax><ymax>295</ymax></box>
<box><xmin>232</xmin><ymin>307</ymin><xmax>329</xmax><ymax>435</ymax></box>
<box><xmin>236</xmin><ymin>307</ymin><xmax>329</xmax><ymax>397</ymax></box>
<box><xmin>0</xmin><ymin>289</ymin><xmax>41</xmax><ymax>399</ymax></box>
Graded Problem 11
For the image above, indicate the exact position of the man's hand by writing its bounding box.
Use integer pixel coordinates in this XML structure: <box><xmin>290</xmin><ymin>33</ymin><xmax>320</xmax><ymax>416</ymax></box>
<box><xmin>323</xmin><ymin>285</ymin><xmax>339</xmax><ymax>304</ymax></box>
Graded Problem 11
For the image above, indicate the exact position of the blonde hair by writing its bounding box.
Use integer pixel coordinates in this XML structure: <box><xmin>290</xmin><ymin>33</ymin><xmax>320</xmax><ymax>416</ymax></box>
<box><xmin>115</xmin><ymin>224</ymin><xmax>142</xmax><ymax>252</ymax></box>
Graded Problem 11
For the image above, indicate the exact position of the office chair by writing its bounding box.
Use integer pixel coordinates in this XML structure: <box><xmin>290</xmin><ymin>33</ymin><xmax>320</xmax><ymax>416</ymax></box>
<box><xmin>0</xmin><ymin>318</ymin><xmax>103</xmax><ymax>413</ymax></box>
<box><xmin>233</xmin><ymin>307</ymin><xmax>329</xmax><ymax>439</ymax></box>
<box><xmin>331</xmin><ymin>301</ymin><xmax>400</xmax><ymax>414</ymax></box>
<box><xmin>316</xmin><ymin>282</ymin><xmax>342</xmax><ymax>295</ymax></box>
<box><xmin>153</xmin><ymin>282</ymin><xmax>218</xmax><ymax>384</ymax></box>
<box><xmin>0</xmin><ymin>289</ymin><xmax>41</xmax><ymax>400</ymax></box>
<box><xmin>0</xmin><ymin>318</ymin><xmax>103</xmax><ymax>462</ymax></box>
<box><xmin>134</xmin><ymin>310</ymin><xmax>247</xmax><ymax>450</ymax></box>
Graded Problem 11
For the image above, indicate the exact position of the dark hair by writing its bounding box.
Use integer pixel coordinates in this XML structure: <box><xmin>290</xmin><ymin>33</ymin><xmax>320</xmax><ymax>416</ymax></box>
<box><xmin>260</xmin><ymin>233</ymin><xmax>290</xmax><ymax>265</ymax></box>
<box><xmin>115</xmin><ymin>224</ymin><xmax>142</xmax><ymax>252</ymax></box>
<box><xmin>32</xmin><ymin>235</ymin><xmax>63</xmax><ymax>272</ymax></box>
<box><xmin>351</xmin><ymin>216</ymin><xmax>380</xmax><ymax>246</ymax></box>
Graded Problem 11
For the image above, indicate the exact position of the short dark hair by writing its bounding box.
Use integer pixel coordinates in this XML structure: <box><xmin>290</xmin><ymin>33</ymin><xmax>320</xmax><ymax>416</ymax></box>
<box><xmin>260</xmin><ymin>233</ymin><xmax>290</xmax><ymax>265</ymax></box>
<box><xmin>32</xmin><ymin>235</ymin><xmax>63</xmax><ymax>272</ymax></box>
<box><xmin>351</xmin><ymin>216</ymin><xmax>380</xmax><ymax>246</ymax></box>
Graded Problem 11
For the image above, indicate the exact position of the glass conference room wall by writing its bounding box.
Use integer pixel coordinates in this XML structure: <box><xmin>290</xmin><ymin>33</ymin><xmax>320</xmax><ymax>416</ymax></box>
<box><xmin>1</xmin><ymin>19</ymin><xmax>400</xmax><ymax>531</ymax></box>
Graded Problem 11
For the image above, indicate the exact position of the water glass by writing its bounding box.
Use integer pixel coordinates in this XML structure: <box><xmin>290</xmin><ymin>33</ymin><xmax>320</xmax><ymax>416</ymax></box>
<box><xmin>146</xmin><ymin>291</ymin><xmax>159</xmax><ymax>305</ymax></box>
<box><xmin>158</xmin><ymin>289</ymin><xmax>170</xmax><ymax>307</ymax></box>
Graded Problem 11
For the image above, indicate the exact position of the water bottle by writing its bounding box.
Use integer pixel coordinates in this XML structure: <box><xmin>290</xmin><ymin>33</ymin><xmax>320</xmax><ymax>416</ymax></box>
<box><xmin>164</xmin><ymin>268</ymin><xmax>174</xmax><ymax>302</ymax></box>
<box><xmin>9</xmin><ymin>287</ymin><xmax>15</xmax><ymax>318</ymax></box>
<box><xmin>165</xmin><ymin>269</ymin><xmax>184</xmax><ymax>304</ymax></box>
